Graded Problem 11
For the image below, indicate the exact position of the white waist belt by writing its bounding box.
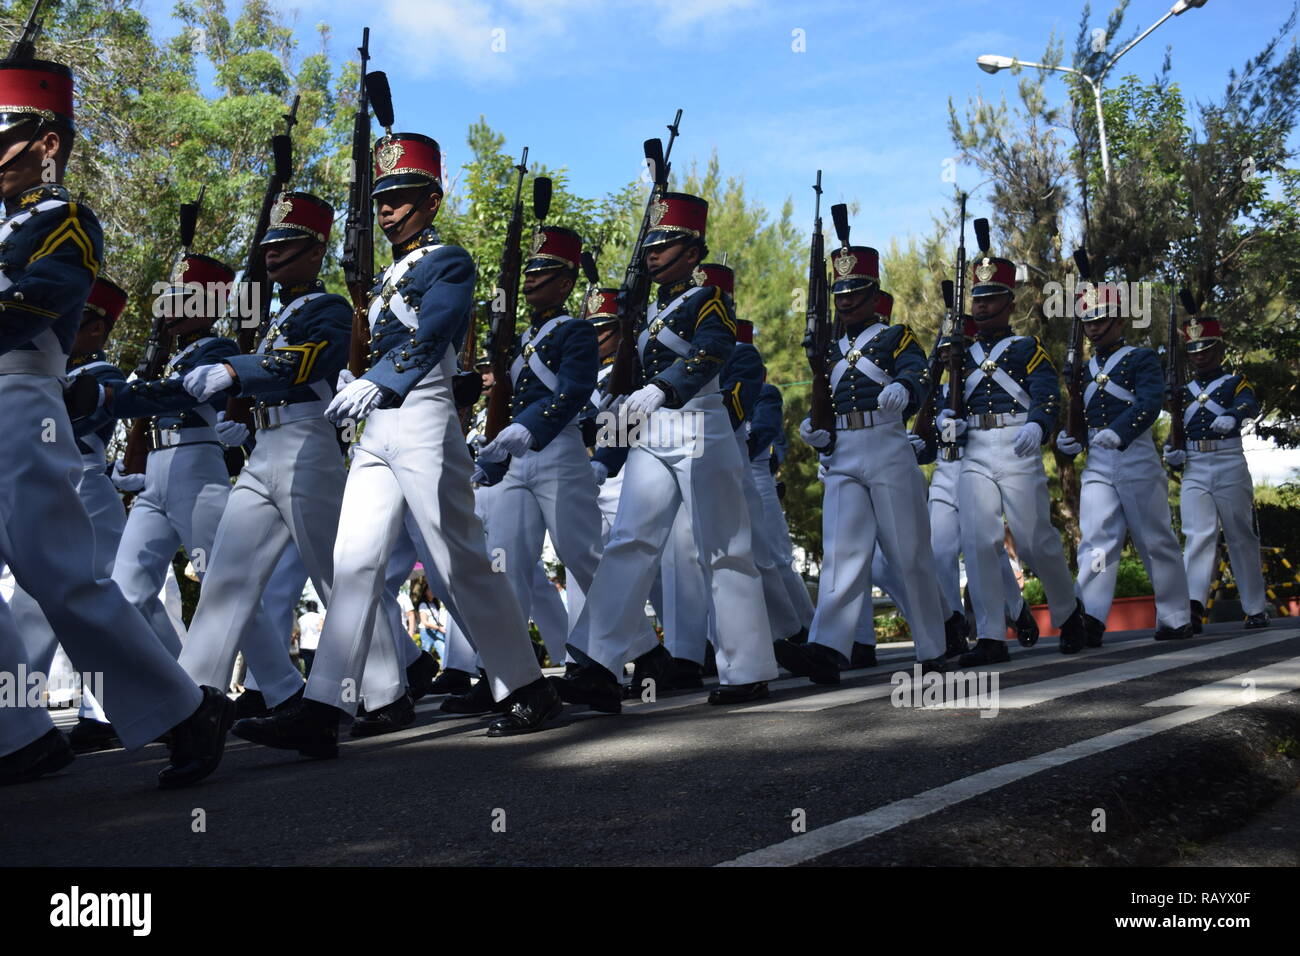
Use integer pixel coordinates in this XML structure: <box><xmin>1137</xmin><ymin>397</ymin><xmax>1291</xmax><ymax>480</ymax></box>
<box><xmin>967</xmin><ymin>411</ymin><xmax>1028</xmax><ymax>430</ymax></box>
<box><xmin>151</xmin><ymin>426</ymin><xmax>220</xmax><ymax>449</ymax></box>
<box><xmin>0</xmin><ymin>350</ymin><xmax>66</xmax><ymax>376</ymax></box>
<box><xmin>1187</xmin><ymin>437</ymin><xmax>1243</xmax><ymax>453</ymax></box>
<box><xmin>254</xmin><ymin>399</ymin><xmax>330</xmax><ymax>430</ymax></box>
<box><xmin>834</xmin><ymin>408</ymin><xmax>901</xmax><ymax>430</ymax></box>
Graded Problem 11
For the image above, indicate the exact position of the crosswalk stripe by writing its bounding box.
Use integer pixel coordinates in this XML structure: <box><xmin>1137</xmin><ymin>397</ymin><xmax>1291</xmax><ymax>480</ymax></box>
<box><xmin>717</xmin><ymin>655</ymin><xmax>1300</xmax><ymax>867</ymax></box>
<box><xmin>1143</xmin><ymin>654</ymin><xmax>1300</xmax><ymax>708</ymax></box>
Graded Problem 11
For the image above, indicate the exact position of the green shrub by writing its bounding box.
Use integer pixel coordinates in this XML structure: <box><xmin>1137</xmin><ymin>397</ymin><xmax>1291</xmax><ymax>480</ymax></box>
<box><xmin>1021</xmin><ymin>554</ymin><xmax>1153</xmax><ymax>606</ymax></box>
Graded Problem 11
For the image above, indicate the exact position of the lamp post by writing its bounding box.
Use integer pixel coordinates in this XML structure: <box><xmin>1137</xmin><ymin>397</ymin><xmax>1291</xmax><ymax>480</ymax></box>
<box><xmin>976</xmin><ymin>0</ymin><xmax>1208</xmax><ymax>184</ymax></box>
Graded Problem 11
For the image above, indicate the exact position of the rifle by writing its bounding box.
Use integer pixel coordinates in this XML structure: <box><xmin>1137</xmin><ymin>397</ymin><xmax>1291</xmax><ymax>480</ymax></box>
<box><xmin>342</xmin><ymin>29</ymin><xmax>375</xmax><ymax>377</ymax></box>
<box><xmin>1065</xmin><ymin>248</ymin><xmax>1091</xmax><ymax>444</ymax></box>
<box><xmin>6</xmin><ymin>0</ymin><xmax>47</xmax><ymax>61</ymax></box>
<box><xmin>482</xmin><ymin>155</ymin><xmax>535</xmax><ymax>440</ymax></box>
<box><xmin>608</xmin><ymin>108</ymin><xmax>683</xmax><ymax>398</ymax></box>
<box><xmin>226</xmin><ymin>95</ymin><xmax>298</xmax><ymax>433</ymax></box>
<box><xmin>579</xmin><ymin>250</ymin><xmax>599</xmax><ymax>321</ymax></box>
<box><xmin>1169</xmin><ymin>288</ymin><xmax>1198</xmax><ymax>454</ymax></box>
<box><xmin>945</xmin><ymin>200</ymin><xmax>973</xmax><ymax>423</ymax></box>
<box><xmin>804</xmin><ymin>171</ymin><xmax>833</xmax><ymax>433</ymax></box>
<box><xmin>910</xmin><ymin>278</ymin><xmax>956</xmax><ymax>449</ymax></box>
<box><xmin>122</xmin><ymin>190</ymin><xmax>204</xmax><ymax>475</ymax></box>
<box><xmin>455</xmin><ymin>300</ymin><xmax>483</xmax><ymax>434</ymax></box>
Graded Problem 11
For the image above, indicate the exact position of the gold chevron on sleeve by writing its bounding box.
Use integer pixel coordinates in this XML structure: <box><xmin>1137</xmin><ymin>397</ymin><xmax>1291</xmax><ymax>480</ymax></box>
<box><xmin>278</xmin><ymin>340</ymin><xmax>330</xmax><ymax>385</ymax></box>
<box><xmin>893</xmin><ymin>327</ymin><xmax>916</xmax><ymax>357</ymax></box>
<box><xmin>29</xmin><ymin>203</ymin><xmax>100</xmax><ymax>276</ymax></box>
<box><xmin>695</xmin><ymin>289</ymin><xmax>736</xmax><ymax>335</ymax></box>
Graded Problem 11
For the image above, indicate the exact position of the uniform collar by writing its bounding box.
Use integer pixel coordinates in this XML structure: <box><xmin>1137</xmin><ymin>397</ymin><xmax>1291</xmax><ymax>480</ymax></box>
<box><xmin>11</xmin><ymin>183</ymin><xmax>69</xmax><ymax>213</ymax></box>
<box><xmin>843</xmin><ymin>318</ymin><xmax>879</xmax><ymax>338</ymax></box>
<box><xmin>1094</xmin><ymin>336</ymin><xmax>1127</xmax><ymax>358</ymax></box>
<box><xmin>68</xmin><ymin>349</ymin><xmax>106</xmax><ymax>370</ymax></box>
<box><xmin>1194</xmin><ymin>364</ymin><xmax>1226</xmax><ymax>381</ymax></box>
<box><xmin>277</xmin><ymin>279</ymin><xmax>325</xmax><ymax>308</ymax></box>
<box><xmin>657</xmin><ymin>277</ymin><xmax>694</xmax><ymax>305</ymax></box>
<box><xmin>391</xmin><ymin>226</ymin><xmax>440</xmax><ymax>259</ymax></box>
<box><xmin>530</xmin><ymin>304</ymin><xmax>565</xmax><ymax>326</ymax></box>
<box><xmin>977</xmin><ymin>324</ymin><xmax>1014</xmax><ymax>345</ymax></box>
<box><xmin>599</xmin><ymin>353</ymin><xmax>617</xmax><ymax>368</ymax></box>
<box><xmin>176</xmin><ymin>328</ymin><xmax>209</xmax><ymax>349</ymax></box>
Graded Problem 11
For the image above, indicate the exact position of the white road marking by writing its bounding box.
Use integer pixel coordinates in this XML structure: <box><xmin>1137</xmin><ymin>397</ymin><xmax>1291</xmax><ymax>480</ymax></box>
<box><xmin>718</xmin><ymin>655</ymin><xmax>1300</xmax><ymax>867</ymax></box>
<box><xmin>1143</xmin><ymin>654</ymin><xmax>1300</xmax><ymax>708</ymax></box>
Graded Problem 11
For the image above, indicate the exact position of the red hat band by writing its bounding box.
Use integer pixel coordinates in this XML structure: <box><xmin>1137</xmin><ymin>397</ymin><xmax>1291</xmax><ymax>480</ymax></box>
<box><xmin>584</xmin><ymin>287</ymin><xmax>619</xmax><ymax>324</ymax></box>
<box><xmin>525</xmin><ymin>226</ymin><xmax>581</xmax><ymax>272</ymax></box>
<box><xmin>85</xmin><ymin>276</ymin><xmax>127</xmax><ymax>326</ymax></box>
<box><xmin>971</xmin><ymin>256</ymin><xmax>1017</xmax><ymax>296</ymax></box>
<box><xmin>644</xmin><ymin>192</ymin><xmax>708</xmax><ymax>247</ymax></box>
<box><xmin>1182</xmin><ymin>317</ymin><xmax>1222</xmax><ymax>350</ymax></box>
<box><xmin>0</xmin><ymin>61</ymin><xmax>74</xmax><ymax>131</ymax></box>
<box><xmin>693</xmin><ymin>263</ymin><xmax>733</xmax><ymax>295</ymax></box>
<box><xmin>875</xmin><ymin>291</ymin><xmax>894</xmax><ymax>320</ymax></box>
<box><xmin>262</xmin><ymin>191</ymin><xmax>333</xmax><ymax>245</ymax></box>
<box><xmin>373</xmin><ymin>133</ymin><xmax>443</xmax><ymax>196</ymax></box>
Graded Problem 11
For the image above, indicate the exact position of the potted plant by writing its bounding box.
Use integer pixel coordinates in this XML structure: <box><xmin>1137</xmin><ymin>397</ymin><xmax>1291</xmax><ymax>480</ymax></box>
<box><xmin>1023</xmin><ymin>554</ymin><xmax>1156</xmax><ymax>635</ymax></box>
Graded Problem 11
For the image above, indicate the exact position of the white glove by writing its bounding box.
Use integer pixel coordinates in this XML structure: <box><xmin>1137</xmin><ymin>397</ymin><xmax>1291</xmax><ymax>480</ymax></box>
<box><xmin>325</xmin><ymin>378</ymin><xmax>383</xmax><ymax>424</ymax></box>
<box><xmin>936</xmin><ymin>407</ymin><xmax>967</xmax><ymax>440</ymax></box>
<box><xmin>908</xmin><ymin>432</ymin><xmax>926</xmax><ymax>457</ymax></box>
<box><xmin>1210</xmin><ymin>414</ymin><xmax>1236</xmax><ymax>435</ymax></box>
<box><xmin>799</xmin><ymin>417</ymin><xmax>832</xmax><ymax>450</ymax></box>
<box><xmin>111</xmin><ymin>460</ymin><xmax>145</xmax><ymax>493</ymax></box>
<box><xmin>1091</xmin><ymin>428</ymin><xmax>1121</xmax><ymax>450</ymax></box>
<box><xmin>816</xmin><ymin>461</ymin><xmax>828</xmax><ymax>483</ymax></box>
<box><xmin>590</xmin><ymin>459</ymin><xmax>609</xmax><ymax>486</ymax></box>
<box><xmin>877</xmin><ymin>381</ymin><xmax>909</xmax><ymax>413</ymax></box>
<box><xmin>471</xmin><ymin>464</ymin><xmax>489</xmax><ymax>485</ymax></box>
<box><xmin>336</xmin><ymin>368</ymin><xmax>356</xmax><ymax>390</ymax></box>
<box><xmin>183</xmin><ymin>363</ymin><xmax>234</xmax><ymax>402</ymax></box>
<box><xmin>625</xmin><ymin>384</ymin><xmax>667</xmax><ymax>417</ymax></box>
<box><xmin>1012</xmin><ymin>421</ymin><xmax>1043</xmax><ymax>457</ymax></box>
<box><xmin>1163</xmin><ymin>445</ymin><xmax>1187</xmax><ymax>467</ymax></box>
<box><xmin>215</xmin><ymin>411</ymin><xmax>249</xmax><ymax>447</ymax></box>
<box><xmin>1055</xmin><ymin>430</ymin><xmax>1083</xmax><ymax>455</ymax></box>
<box><xmin>478</xmin><ymin>422</ymin><xmax>534</xmax><ymax>463</ymax></box>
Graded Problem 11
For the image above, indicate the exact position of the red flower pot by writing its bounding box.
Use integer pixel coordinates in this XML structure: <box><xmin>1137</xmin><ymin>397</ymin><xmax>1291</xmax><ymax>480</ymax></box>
<box><xmin>1027</xmin><ymin>594</ymin><xmax>1157</xmax><ymax>637</ymax></box>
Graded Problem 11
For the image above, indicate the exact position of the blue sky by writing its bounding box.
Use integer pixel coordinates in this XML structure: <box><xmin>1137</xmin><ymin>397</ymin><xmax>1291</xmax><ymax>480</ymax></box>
<box><xmin>140</xmin><ymin>0</ymin><xmax>1294</xmax><ymax>247</ymax></box>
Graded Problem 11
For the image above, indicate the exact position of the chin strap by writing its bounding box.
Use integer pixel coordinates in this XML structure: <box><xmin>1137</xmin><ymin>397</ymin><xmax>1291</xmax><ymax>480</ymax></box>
<box><xmin>525</xmin><ymin>268</ymin><xmax>567</xmax><ymax>300</ymax></box>
<box><xmin>646</xmin><ymin>241</ymin><xmax>693</xmax><ymax>280</ymax></box>
<box><xmin>382</xmin><ymin>182</ymin><xmax>439</xmax><ymax>245</ymax></box>
<box><xmin>0</xmin><ymin>117</ymin><xmax>47</xmax><ymax>178</ymax></box>
<box><xmin>265</xmin><ymin>240</ymin><xmax>319</xmax><ymax>279</ymax></box>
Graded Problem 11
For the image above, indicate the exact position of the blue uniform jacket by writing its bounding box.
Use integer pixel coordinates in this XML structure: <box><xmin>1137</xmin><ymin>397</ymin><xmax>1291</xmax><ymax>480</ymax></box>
<box><xmin>719</xmin><ymin>340</ymin><xmax>765</xmax><ymax>432</ymax></box>
<box><xmin>1076</xmin><ymin>339</ymin><xmax>1163</xmax><ymax>451</ymax></box>
<box><xmin>226</xmin><ymin>281</ymin><xmax>352</xmax><ymax>406</ymax></box>
<box><xmin>108</xmin><ymin>333</ymin><xmax>239</xmax><ymax>430</ymax></box>
<box><xmin>0</xmin><ymin>185</ymin><xmax>103</xmax><ymax>355</ymax></box>
<box><xmin>638</xmin><ymin>279</ymin><xmax>736</xmax><ymax>406</ymax></box>
<box><xmin>827</xmin><ymin>320</ymin><xmax>928</xmax><ymax>416</ymax></box>
<box><xmin>67</xmin><ymin>350</ymin><xmax>126</xmax><ymax>453</ymax></box>
<box><xmin>1183</xmin><ymin>366</ymin><xmax>1259</xmax><ymax>441</ymax></box>
<box><xmin>361</xmin><ymin>228</ymin><xmax>474</xmax><ymax>406</ymax></box>
<box><xmin>508</xmin><ymin>305</ymin><xmax>598</xmax><ymax>449</ymax></box>
<box><xmin>962</xmin><ymin>326</ymin><xmax>1060</xmax><ymax>442</ymax></box>
<box><xmin>749</xmin><ymin>382</ymin><xmax>784</xmax><ymax>461</ymax></box>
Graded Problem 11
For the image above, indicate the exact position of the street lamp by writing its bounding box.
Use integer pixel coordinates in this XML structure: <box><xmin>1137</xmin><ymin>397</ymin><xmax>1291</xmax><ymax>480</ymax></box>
<box><xmin>976</xmin><ymin>0</ymin><xmax>1209</xmax><ymax>184</ymax></box>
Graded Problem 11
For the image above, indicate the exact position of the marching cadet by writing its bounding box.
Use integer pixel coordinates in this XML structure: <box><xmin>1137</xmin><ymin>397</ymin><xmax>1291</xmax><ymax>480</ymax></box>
<box><xmin>175</xmin><ymin>192</ymin><xmax>379</xmax><ymax>719</ymax></box>
<box><xmin>9</xmin><ymin>277</ymin><xmax>133</xmax><ymax>752</ymax></box>
<box><xmin>0</xmin><ymin>53</ymin><xmax>230</xmax><ymax>788</ymax></box>
<box><xmin>781</xmin><ymin>238</ymin><xmax>949</xmax><ymax>683</ymax></box>
<box><xmin>747</xmin><ymin>377</ymin><xmax>816</xmax><ymax>633</ymax></box>
<box><xmin>587</xmin><ymin>287</ymin><xmax>628</xmax><ymax>538</ymax></box>
<box><xmin>1055</xmin><ymin>285</ymin><xmax>1192</xmax><ymax>643</ymax></box>
<box><xmin>555</xmin><ymin>192</ymin><xmax>779</xmax><ymax>710</ymax></box>
<box><xmin>105</xmin><ymin>252</ymin><xmax>280</xmax><ymax>657</ymax></box>
<box><xmin>1163</xmin><ymin>314</ymin><xmax>1270</xmax><ymax>629</ymax></box>
<box><xmin>940</xmin><ymin>254</ymin><xmax>1086</xmax><ymax>664</ymax></box>
<box><xmin>233</xmin><ymin>127</ymin><xmax>561</xmax><ymax>758</ymax></box>
<box><xmin>475</xmin><ymin>224</ymin><xmax>606</xmax><ymax>669</ymax></box>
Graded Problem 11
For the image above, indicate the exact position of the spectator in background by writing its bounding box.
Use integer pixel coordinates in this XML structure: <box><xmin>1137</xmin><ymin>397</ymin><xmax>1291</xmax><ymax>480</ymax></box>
<box><xmin>416</xmin><ymin>585</ymin><xmax>447</xmax><ymax>661</ymax></box>
<box><xmin>297</xmin><ymin>601</ymin><xmax>323</xmax><ymax>678</ymax></box>
<box><xmin>398</xmin><ymin>580</ymin><xmax>417</xmax><ymax>644</ymax></box>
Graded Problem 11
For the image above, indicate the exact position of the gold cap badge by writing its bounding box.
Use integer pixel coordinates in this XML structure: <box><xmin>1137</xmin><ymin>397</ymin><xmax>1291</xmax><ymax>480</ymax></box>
<box><xmin>585</xmin><ymin>287</ymin><xmax>604</xmax><ymax>316</ymax></box>
<box><xmin>975</xmin><ymin>258</ymin><xmax>995</xmax><ymax>283</ymax></box>
<box><xmin>270</xmin><ymin>195</ymin><xmax>292</xmax><ymax>228</ymax></box>
<box><xmin>692</xmin><ymin>266</ymin><xmax>707</xmax><ymax>287</ymax></box>
<box><xmin>1187</xmin><ymin>320</ymin><xmax>1203</xmax><ymax>341</ymax></box>
<box><xmin>649</xmin><ymin>199</ymin><xmax>668</xmax><ymax>228</ymax></box>
<box><xmin>377</xmin><ymin>138</ymin><xmax>404</xmax><ymax>175</ymax></box>
<box><xmin>834</xmin><ymin>252</ymin><xmax>857</xmax><ymax>277</ymax></box>
<box><xmin>530</xmin><ymin>231</ymin><xmax>545</xmax><ymax>256</ymax></box>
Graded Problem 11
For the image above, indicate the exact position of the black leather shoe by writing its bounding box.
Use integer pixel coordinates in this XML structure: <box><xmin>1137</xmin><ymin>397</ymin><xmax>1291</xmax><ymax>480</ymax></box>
<box><xmin>563</xmin><ymin>662</ymin><xmax>581</xmax><ymax>679</ymax></box>
<box><xmin>625</xmin><ymin>643</ymin><xmax>675</xmax><ymax>699</ymax></box>
<box><xmin>487</xmin><ymin>678</ymin><xmax>564</xmax><ymax>736</ymax></box>
<box><xmin>944</xmin><ymin>612</ymin><xmax>970</xmax><ymax>658</ymax></box>
<box><xmin>919</xmin><ymin>656</ymin><xmax>947</xmax><ymax>675</ymax></box>
<box><xmin>233</xmin><ymin>690</ymin><xmax>269</xmax><ymax>720</ymax></box>
<box><xmin>159</xmin><ymin>686</ymin><xmax>237</xmax><ymax>788</ymax></box>
<box><xmin>773</xmin><ymin>639</ymin><xmax>841</xmax><ymax>685</ymax></box>
<box><xmin>1244</xmin><ymin>612</ymin><xmax>1270</xmax><ymax>629</ymax></box>
<box><xmin>0</xmin><ymin>728</ymin><xmax>73</xmax><ymax>785</ymax></box>
<box><xmin>1058</xmin><ymin>599</ymin><xmax>1087</xmax><ymax>654</ymax></box>
<box><xmin>351</xmin><ymin>692</ymin><xmax>415</xmax><ymax>737</ymax></box>
<box><xmin>406</xmin><ymin>651</ymin><xmax>440</xmax><ymax>701</ymax></box>
<box><xmin>670</xmin><ymin>657</ymin><xmax>705</xmax><ymax>690</ymax></box>
<box><xmin>549</xmin><ymin>662</ymin><xmax>622</xmax><ymax>714</ymax></box>
<box><xmin>1190</xmin><ymin>600</ymin><xmax>1205</xmax><ymax>635</ymax></box>
<box><xmin>786</xmin><ymin>627</ymin><xmax>809</xmax><ymax>644</ymax></box>
<box><xmin>702</xmin><ymin>644</ymin><xmax>718</xmax><ymax>677</ymax></box>
<box><xmin>1154</xmin><ymin>622</ymin><xmax>1195</xmax><ymax>641</ymax></box>
<box><xmin>959</xmin><ymin>638</ymin><xmax>1011</xmax><ymax>666</ymax></box>
<box><xmin>439</xmin><ymin>674</ymin><xmax>496</xmax><ymax>715</ymax></box>
<box><xmin>708</xmin><ymin>681</ymin><xmax>769</xmax><ymax>705</ymax></box>
<box><xmin>849</xmin><ymin>642</ymin><xmax>877</xmax><ymax>669</ymax></box>
<box><xmin>428</xmin><ymin>667</ymin><xmax>474</xmax><ymax>696</ymax></box>
<box><xmin>1083</xmin><ymin>613</ymin><xmax>1106</xmax><ymax>648</ymax></box>
<box><xmin>67</xmin><ymin>717</ymin><xmax>119</xmax><ymax>754</ymax></box>
<box><xmin>1014</xmin><ymin>603</ymin><xmax>1040</xmax><ymax>648</ymax></box>
<box><xmin>231</xmin><ymin>698</ymin><xmax>339</xmax><ymax>760</ymax></box>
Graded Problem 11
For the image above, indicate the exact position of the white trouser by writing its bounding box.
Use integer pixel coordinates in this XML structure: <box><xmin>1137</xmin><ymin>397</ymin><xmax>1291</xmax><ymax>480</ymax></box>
<box><xmin>179</xmin><ymin>419</ymin><xmax>345</xmax><ymax>708</ymax></box>
<box><xmin>660</xmin><ymin>502</ymin><xmax>713</xmax><ymax>665</ymax></box>
<box><xmin>853</xmin><ymin>546</ymin><xmax>915</xmax><ymax>646</ymax></box>
<box><xmin>1077</xmin><ymin>435</ymin><xmax>1190</xmax><ymax>628</ymax></box>
<box><xmin>734</xmin><ymin>429</ymin><xmax>803</xmax><ymax>640</ymax></box>
<box><xmin>245</xmin><ymin>544</ymin><xmax>309</xmax><ymax>694</ymax></box>
<box><xmin>573</xmin><ymin>391</ymin><xmax>778</xmax><ymax>686</ymax></box>
<box><xmin>530</xmin><ymin>557</ymin><xmax>570</xmax><ymax>656</ymax></box>
<box><xmin>11</xmin><ymin>456</ymin><xmax>125</xmax><ymax>722</ymax></box>
<box><xmin>750</xmin><ymin>453</ymin><xmax>815</xmax><ymax>628</ymax></box>
<box><xmin>0</xmin><ymin>375</ymin><xmax>200</xmax><ymax>754</ymax></box>
<box><xmin>441</xmin><ymin>484</ymin><xmax>498</xmax><ymax>674</ymax></box>
<box><xmin>811</xmin><ymin>422</ymin><xmax>946</xmax><ymax>662</ymax></box>
<box><xmin>113</xmin><ymin>441</ymin><xmax>275</xmax><ymax>658</ymax></box>
<box><xmin>1180</xmin><ymin>442</ymin><xmax>1266</xmax><ymax>614</ymax></box>
<box><xmin>306</xmin><ymin>372</ymin><xmax>540</xmax><ymax>712</ymax></box>
<box><xmin>959</xmin><ymin>424</ymin><xmax>1076</xmax><ymax>642</ymax></box>
<box><xmin>596</xmin><ymin>468</ymin><xmax>624</xmax><ymax>543</ymax></box>
<box><xmin>486</xmin><ymin>425</ymin><xmax>605</xmax><ymax>664</ymax></box>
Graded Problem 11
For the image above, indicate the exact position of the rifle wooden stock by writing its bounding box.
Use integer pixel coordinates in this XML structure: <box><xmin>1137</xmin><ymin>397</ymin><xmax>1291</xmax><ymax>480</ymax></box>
<box><xmin>1167</xmin><ymin>287</ymin><xmax>1190</xmax><ymax>453</ymax></box>
<box><xmin>484</xmin><ymin>149</ymin><xmax>529</xmax><ymax>440</ymax></box>
<box><xmin>342</xmin><ymin>30</ymin><xmax>375</xmax><ymax>379</ymax></box>
<box><xmin>805</xmin><ymin>172</ymin><xmax>833</xmax><ymax>433</ymax></box>
<box><xmin>945</xmin><ymin>197</ymin><xmax>970</xmax><ymax>418</ymax></box>
<box><xmin>1065</xmin><ymin>248</ymin><xmax>1091</xmax><ymax>444</ymax></box>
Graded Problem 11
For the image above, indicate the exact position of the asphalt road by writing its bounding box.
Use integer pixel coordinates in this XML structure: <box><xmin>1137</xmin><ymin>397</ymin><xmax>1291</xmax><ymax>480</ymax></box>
<box><xmin>4</xmin><ymin>620</ymin><xmax>1299</xmax><ymax>866</ymax></box>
